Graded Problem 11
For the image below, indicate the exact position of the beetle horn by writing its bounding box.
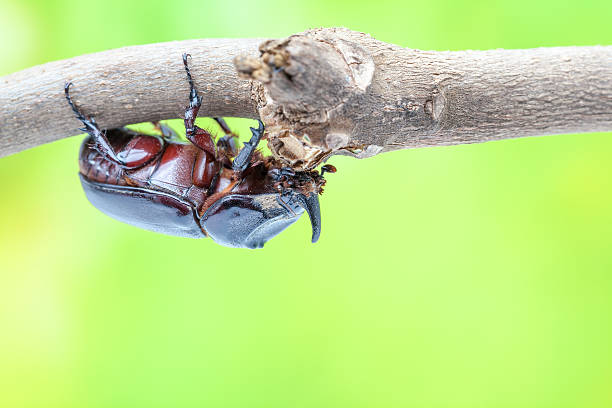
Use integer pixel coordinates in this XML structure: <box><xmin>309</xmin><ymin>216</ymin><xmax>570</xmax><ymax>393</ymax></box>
<box><xmin>295</xmin><ymin>192</ymin><xmax>321</xmax><ymax>243</ymax></box>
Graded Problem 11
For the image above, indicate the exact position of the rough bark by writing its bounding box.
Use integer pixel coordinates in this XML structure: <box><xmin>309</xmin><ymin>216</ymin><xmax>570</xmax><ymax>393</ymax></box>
<box><xmin>1</xmin><ymin>28</ymin><xmax>611</xmax><ymax>169</ymax></box>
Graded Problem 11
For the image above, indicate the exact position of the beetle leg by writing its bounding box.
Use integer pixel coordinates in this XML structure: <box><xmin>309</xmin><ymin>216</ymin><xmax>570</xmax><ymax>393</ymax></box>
<box><xmin>270</xmin><ymin>166</ymin><xmax>296</xmax><ymax>183</ymax></box>
<box><xmin>276</xmin><ymin>191</ymin><xmax>297</xmax><ymax>216</ymax></box>
<box><xmin>65</xmin><ymin>82</ymin><xmax>126</xmax><ymax>166</ymax></box>
<box><xmin>215</xmin><ymin>117</ymin><xmax>240</xmax><ymax>158</ymax></box>
<box><xmin>151</xmin><ymin>121</ymin><xmax>179</xmax><ymax>141</ymax></box>
<box><xmin>216</xmin><ymin>135</ymin><xmax>239</xmax><ymax>160</ymax></box>
<box><xmin>232</xmin><ymin>120</ymin><xmax>264</xmax><ymax>172</ymax></box>
<box><xmin>182</xmin><ymin>53</ymin><xmax>216</xmax><ymax>156</ymax></box>
<box><xmin>215</xmin><ymin>118</ymin><xmax>239</xmax><ymax>159</ymax></box>
<box><xmin>214</xmin><ymin>118</ymin><xmax>233</xmax><ymax>136</ymax></box>
<box><xmin>207</xmin><ymin>170</ymin><xmax>220</xmax><ymax>196</ymax></box>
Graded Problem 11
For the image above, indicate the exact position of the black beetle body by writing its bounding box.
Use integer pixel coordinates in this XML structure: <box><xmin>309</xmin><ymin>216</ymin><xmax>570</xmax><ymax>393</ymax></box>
<box><xmin>66</xmin><ymin>54</ymin><xmax>334</xmax><ymax>248</ymax></box>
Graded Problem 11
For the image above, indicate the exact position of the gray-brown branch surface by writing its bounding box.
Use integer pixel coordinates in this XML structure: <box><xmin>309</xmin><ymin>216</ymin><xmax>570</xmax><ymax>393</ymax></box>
<box><xmin>1</xmin><ymin>28</ymin><xmax>611</xmax><ymax>169</ymax></box>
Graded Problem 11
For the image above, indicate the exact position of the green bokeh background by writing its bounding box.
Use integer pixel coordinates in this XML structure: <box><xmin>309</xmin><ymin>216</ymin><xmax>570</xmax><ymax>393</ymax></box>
<box><xmin>1</xmin><ymin>0</ymin><xmax>611</xmax><ymax>407</ymax></box>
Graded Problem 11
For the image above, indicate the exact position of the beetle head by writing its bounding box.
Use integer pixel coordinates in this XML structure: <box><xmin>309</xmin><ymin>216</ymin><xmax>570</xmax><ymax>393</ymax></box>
<box><xmin>200</xmin><ymin>191</ymin><xmax>320</xmax><ymax>249</ymax></box>
<box><xmin>200</xmin><ymin>168</ymin><xmax>325</xmax><ymax>249</ymax></box>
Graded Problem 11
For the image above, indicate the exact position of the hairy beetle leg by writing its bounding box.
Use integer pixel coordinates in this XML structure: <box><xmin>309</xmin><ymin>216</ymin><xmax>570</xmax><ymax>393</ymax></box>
<box><xmin>181</xmin><ymin>53</ymin><xmax>216</xmax><ymax>156</ymax></box>
<box><xmin>65</xmin><ymin>82</ymin><xmax>126</xmax><ymax>166</ymax></box>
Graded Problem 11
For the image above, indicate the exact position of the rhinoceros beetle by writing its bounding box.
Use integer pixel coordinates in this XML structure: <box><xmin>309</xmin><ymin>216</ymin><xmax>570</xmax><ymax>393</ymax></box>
<box><xmin>65</xmin><ymin>53</ymin><xmax>335</xmax><ymax>248</ymax></box>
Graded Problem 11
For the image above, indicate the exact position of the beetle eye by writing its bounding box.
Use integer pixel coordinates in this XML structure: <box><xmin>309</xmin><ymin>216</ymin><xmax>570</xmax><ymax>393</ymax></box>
<box><xmin>201</xmin><ymin>194</ymin><xmax>304</xmax><ymax>249</ymax></box>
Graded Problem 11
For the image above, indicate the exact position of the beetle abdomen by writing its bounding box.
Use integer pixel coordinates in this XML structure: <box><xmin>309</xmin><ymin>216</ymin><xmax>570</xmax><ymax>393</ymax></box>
<box><xmin>80</xmin><ymin>175</ymin><xmax>206</xmax><ymax>238</ymax></box>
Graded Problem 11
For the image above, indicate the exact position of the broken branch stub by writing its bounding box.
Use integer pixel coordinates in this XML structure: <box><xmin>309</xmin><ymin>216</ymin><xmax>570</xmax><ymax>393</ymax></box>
<box><xmin>235</xmin><ymin>29</ymin><xmax>378</xmax><ymax>169</ymax></box>
<box><xmin>235</xmin><ymin>27</ymin><xmax>612</xmax><ymax>170</ymax></box>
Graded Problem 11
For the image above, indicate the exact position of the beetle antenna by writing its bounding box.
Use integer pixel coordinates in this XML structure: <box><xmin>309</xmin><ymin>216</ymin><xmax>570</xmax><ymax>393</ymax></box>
<box><xmin>320</xmin><ymin>164</ymin><xmax>337</xmax><ymax>177</ymax></box>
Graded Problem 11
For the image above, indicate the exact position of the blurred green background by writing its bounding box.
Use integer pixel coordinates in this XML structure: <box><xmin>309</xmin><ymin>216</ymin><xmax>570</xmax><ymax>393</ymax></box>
<box><xmin>1</xmin><ymin>0</ymin><xmax>611</xmax><ymax>407</ymax></box>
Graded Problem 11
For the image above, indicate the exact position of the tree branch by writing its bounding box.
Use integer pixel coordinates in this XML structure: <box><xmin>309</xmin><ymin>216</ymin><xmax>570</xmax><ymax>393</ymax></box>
<box><xmin>1</xmin><ymin>28</ymin><xmax>611</xmax><ymax>169</ymax></box>
<box><xmin>0</xmin><ymin>39</ymin><xmax>262</xmax><ymax>157</ymax></box>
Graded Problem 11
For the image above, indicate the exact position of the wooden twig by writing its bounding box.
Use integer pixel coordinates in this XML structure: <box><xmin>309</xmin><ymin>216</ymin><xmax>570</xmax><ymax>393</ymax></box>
<box><xmin>0</xmin><ymin>39</ymin><xmax>262</xmax><ymax>157</ymax></box>
<box><xmin>1</xmin><ymin>28</ymin><xmax>611</xmax><ymax>169</ymax></box>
